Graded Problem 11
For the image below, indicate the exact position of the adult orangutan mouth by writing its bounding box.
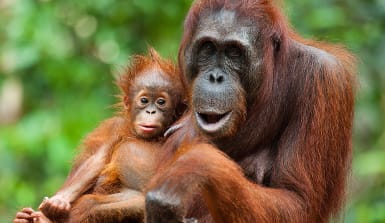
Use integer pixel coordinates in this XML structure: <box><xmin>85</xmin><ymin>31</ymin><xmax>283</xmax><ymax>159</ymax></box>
<box><xmin>195</xmin><ymin>111</ymin><xmax>232</xmax><ymax>133</ymax></box>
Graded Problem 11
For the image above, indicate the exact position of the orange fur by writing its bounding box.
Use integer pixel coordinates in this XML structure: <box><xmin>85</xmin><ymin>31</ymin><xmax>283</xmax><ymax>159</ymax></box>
<box><xmin>14</xmin><ymin>48</ymin><xmax>187</xmax><ymax>223</ymax></box>
<box><xmin>146</xmin><ymin>1</ymin><xmax>356</xmax><ymax>223</ymax></box>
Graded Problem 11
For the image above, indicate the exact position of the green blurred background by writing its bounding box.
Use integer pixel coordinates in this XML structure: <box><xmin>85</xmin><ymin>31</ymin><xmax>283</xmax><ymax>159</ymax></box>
<box><xmin>0</xmin><ymin>0</ymin><xmax>384</xmax><ymax>222</ymax></box>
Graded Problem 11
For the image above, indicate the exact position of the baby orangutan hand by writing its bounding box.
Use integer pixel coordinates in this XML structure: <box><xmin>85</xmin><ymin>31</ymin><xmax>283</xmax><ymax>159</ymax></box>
<box><xmin>39</xmin><ymin>195</ymin><xmax>70</xmax><ymax>220</ymax></box>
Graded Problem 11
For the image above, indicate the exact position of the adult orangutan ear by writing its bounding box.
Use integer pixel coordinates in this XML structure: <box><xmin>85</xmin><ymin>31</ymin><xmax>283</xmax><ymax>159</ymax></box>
<box><xmin>272</xmin><ymin>33</ymin><xmax>281</xmax><ymax>52</ymax></box>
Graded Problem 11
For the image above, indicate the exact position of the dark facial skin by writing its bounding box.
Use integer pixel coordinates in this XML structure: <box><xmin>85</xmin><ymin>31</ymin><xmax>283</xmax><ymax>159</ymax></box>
<box><xmin>185</xmin><ymin>10</ymin><xmax>261</xmax><ymax>139</ymax></box>
<box><xmin>127</xmin><ymin>70</ymin><xmax>176</xmax><ymax>139</ymax></box>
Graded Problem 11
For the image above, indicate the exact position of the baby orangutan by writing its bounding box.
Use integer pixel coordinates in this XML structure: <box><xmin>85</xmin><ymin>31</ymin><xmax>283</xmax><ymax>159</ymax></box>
<box><xmin>14</xmin><ymin>48</ymin><xmax>186</xmax><ymax>223</ymax></box>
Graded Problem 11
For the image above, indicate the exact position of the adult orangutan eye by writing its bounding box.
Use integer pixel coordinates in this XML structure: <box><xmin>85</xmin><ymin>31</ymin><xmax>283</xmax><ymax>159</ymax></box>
<box><xmin>225</xmin><ymin>45</ymin><xmax>243</xmax><ymax>58</ymax></box>
<box><xmin>199</xmin><ymin>41</ymin><xmax>216</xmax><ymax>56</ymax></box>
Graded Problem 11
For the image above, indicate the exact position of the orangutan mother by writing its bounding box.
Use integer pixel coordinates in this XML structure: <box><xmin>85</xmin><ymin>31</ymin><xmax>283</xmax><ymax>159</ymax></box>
<box><xmin>145</xmin><ymin>0</ymin><xmax>356</xmax><ymax>223</ymax></box>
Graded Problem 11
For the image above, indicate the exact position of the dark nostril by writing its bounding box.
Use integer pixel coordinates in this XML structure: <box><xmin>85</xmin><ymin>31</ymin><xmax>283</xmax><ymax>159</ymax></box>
<box><xmin>209</xmin><ymin>74</ymin><xmax>215</xmax><ymax>83</ymax></box>
<box><xmin>217</xmin><ymin>75</ymin><xmax>224</xmax><ymax>83</ymax></box>
<box><xmin>146</xmin><ymin>110</ymin><xmax>156</xmax><ymax>114</ymax></box>
<box><xmin>209</xmin><ymin>73</ymin><xmax>224</xmax><ymax>84</ymax></box>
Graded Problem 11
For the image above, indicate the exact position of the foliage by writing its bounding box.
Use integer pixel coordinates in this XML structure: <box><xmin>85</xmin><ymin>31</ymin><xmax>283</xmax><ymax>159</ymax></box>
<box><xmin>0</xmin><ymin>0</ymin><xmax>384</xmax><ymax>222</ymax></box>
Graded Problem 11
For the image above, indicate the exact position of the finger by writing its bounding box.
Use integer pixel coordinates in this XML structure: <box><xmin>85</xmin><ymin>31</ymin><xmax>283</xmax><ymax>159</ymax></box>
<box><xmin>59</xmin><ymin>201</ymin><xmax>71</xmax><ymax>212</ymax></box>
<box><xmin>64</xmin><ymin>202</ymin><xmax>71</xmax><ymax>211</ymax></box>
<box><xmin>13</xmin><ymin>219</ymin><xmax>30</xmax><ymax>223</ymax></box>
<box><xmin>31</xmin><ymin>212</ymin><xmax>42</xmax><ymax>218</ymax></box>
<box><xmin>21</xmin><ymin>207</ymin><xmax>35</xmax><ymax>215</ymax></box>
<box><xmin>40</xmin><ymin>200</ymin><xmax>56</xmax><ymax>213</ymax></box>
<box><xmin>51</xmin><ymin>199</ymin><xmax>68</xmax><ymax>212</ymax></box>
<box><xmin>15</xmin><ymin>212</ymin><xmax>33</xmax><ymax>219</ymax></box>
<box><xmin>38</xmin><ymin>201</ymin><xmax>46</xmax><ymax>210</ymax></box>
<box><xmin>39</xmin><ymin>203</ymin><xmax>51</xmax><ymax>215</ymax></box>
<box><xmin>38</xmin><ymin>197</ymin><xmax>49</xmax><ymax>209</ymax></box>
<box><xmin>32</xmin><ymin>212</ymin><xmax>53</xmax><ymax>223</ymax></box>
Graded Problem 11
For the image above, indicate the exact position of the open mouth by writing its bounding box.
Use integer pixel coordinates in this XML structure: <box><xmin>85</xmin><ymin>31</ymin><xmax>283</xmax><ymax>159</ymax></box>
<box><xmin>195</xmin><ymin>111</ymin><xmax>232</xmax><ymax>133</ymax></box>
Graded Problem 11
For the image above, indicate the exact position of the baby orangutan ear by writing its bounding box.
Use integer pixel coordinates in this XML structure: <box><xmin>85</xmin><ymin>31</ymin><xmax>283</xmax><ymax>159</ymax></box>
<box><xmin>123</xmin><ymin>95</ymin><xmax>130</xmax><ymax>110</ymax></box>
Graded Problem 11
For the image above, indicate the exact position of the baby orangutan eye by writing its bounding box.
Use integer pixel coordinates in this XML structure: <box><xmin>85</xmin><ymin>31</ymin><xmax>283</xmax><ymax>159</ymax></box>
<box><xmin>156</xmin><ymin>98</ymin><xmax>166</xmax><ymax>106</ymax></box>
<box><xmin>140</xmin><ymin>97</ymin><xmax>149</xmax><ymax>105</ymax></box>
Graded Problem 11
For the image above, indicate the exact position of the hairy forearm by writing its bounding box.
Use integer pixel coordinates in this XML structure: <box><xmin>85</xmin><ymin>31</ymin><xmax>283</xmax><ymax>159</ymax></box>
<box><xmin>57</xmin><ymin>143</ymin><xmax>110</xmax><ymax>202</ymax></box>
<box><xmin>147</xmin><ymin>144</ymin><xmax>307</xmax><ymax>223</ymax></box>
<box><xmin>204</xmin><ymin>179</ymin><xmax>305</xmax><ymax>223</ymax></box>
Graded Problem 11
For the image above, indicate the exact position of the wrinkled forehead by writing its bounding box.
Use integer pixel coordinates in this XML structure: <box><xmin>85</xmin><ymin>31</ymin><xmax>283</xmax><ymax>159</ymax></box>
<box><xmin>194</xmin><ymin>9</ymin><xmax>256</xmax><ymax>44</ymax></box>
<box><xmin>134</xmin><ymin>69</ymin><xmax>172</xmax><ymax>91</ymax></box>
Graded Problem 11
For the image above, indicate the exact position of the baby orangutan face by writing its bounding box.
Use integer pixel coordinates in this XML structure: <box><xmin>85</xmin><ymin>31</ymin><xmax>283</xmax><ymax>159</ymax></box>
<box><xmin>126</xmin><ymin>70</ymin><xmax>178</xmax><ymax>139</ymax></box>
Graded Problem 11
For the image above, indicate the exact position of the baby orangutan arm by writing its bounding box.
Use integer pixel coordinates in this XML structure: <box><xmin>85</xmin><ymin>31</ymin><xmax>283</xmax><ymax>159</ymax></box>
<box><xmin>39</xmin><ymin>122</ymin><xmax>123</xmax><ymax>220</ymax></box>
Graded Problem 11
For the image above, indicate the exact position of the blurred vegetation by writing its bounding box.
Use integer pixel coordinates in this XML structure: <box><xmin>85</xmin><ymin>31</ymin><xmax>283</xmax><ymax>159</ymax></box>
<box><xmin>0</xmin><ymin>0</ymin><xmax>384</xmax><ymax>222</ymax></box>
